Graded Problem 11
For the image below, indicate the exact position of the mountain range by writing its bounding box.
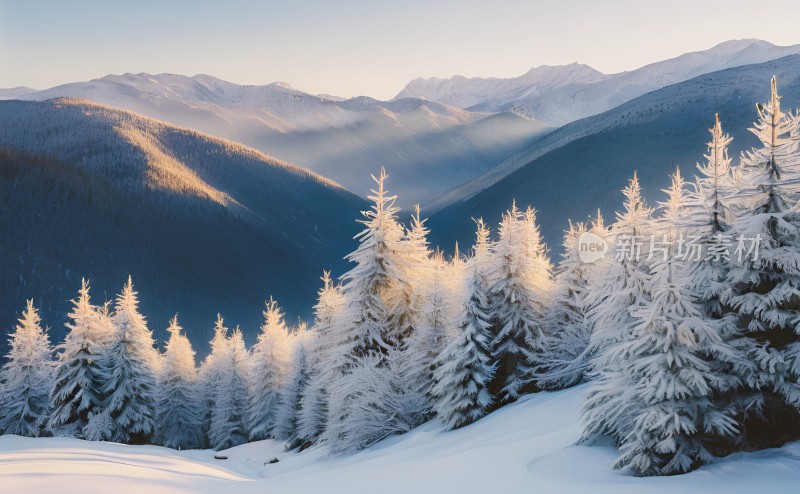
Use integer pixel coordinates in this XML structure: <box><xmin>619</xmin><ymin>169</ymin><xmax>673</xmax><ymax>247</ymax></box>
<box><xmin>427</xmin><ymin>54</ymin><xmax>800</xmax><ymax>253</ymax></box>
<box><xmin>398</xmin><ymin>40</ymin><xmax>800</xmax><ymax>126</ymax></box>
<box><xmin>18</xmin><ymin>74</ymin><xmax>551</xmax><ymax>206</ymax></box>
<box><xmin>0</xmin><ymin>98</ymin><xmax>367</xmax><ymax>353</ymax></box>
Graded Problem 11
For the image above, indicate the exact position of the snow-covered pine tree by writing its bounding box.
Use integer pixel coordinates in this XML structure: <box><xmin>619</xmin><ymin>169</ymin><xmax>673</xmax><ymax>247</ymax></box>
<box><xmin>432</xmin><ymin>252</ymin><xmax>495</xmax><ymax>429</ymax></box>
<box><xmin>536</xmin><ymin>220</ymin><xmax>595</xmax><ymax>389</ymax></box>
<box><xmin>581</xmin><ymin>173</ymin><xmax>654</xmax><ymax>444</ymax></box>
<box><xmin>272</xmin><ymin>331</ymin><xmax>312</xmax><ymax>448</ymax></box>
<box><xmin>488</xmin><ymin>203</ymin><xmax>553</xmax><ymax>404</ymax></box>
<box><xmin>403</xmin><ymin>251</ymin><xmax>453</xmax><ymax>409</ymax></box>
<box><xmin>102</xmin><ymin>277</ymin><xmax>159</xmax><ymax>444</ymax></box>
<box><xmin>248</xmin><ymin>297</ymin><xmax>291</xmax><ymax>441</ymax></box>
<box><xmin>322</xmin><ymin>169</ymin><xmax>417</xmax><ymax>451</ymax></box>
<box><xmin>47</xmin><ymin>280</ymin><xmax>115</xmax><ymax>438</ymax></box>
<box><xmin>208</xmin><ymin>326</ymin><xmax>250</xmax><ymax>450</ymax></box>
<box><xmin>720</xmin><ymin>78</ymin><xmax>800</xmax><ymax>448</ymax></box>
<box><xmin>0</xmin><ymin>300</ymin><xmax>53</xmax><ymax>436</ymax></box>
<box><xmin>296</xmin><ymin>271</ymin><xmax>345</xmax><ymax>447</ymax></box>
<box><xmin>685</xmin><ymin>115</ymin><xmax>737</xmax><ymax>318</ymax></box>
<box><xmin>612</xmin><ymin>170</ymin><xmax>740</xmax><ymax>475</ymax></box>
<box><xmin>157</xmin><ymin>316</ymin><xmax>204</xmax><ymax>449</ymax></box>
<box><xmin>198</xmin><ymin>314</ymin><xmax>230</xmax><ymax>443</ymax></box>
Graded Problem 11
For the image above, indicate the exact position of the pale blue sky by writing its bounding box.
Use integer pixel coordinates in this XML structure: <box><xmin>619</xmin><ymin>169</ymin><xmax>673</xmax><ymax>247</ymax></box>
<box><xmin>1</xmin><ymin>0</ymin><xmax>799</xmax><ymax>99</ymax></box>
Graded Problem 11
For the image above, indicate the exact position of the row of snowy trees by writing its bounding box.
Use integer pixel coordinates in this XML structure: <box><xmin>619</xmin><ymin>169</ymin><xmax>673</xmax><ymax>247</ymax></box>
<box><xmin>1</xmin><ymin>77</ymin><xmax>799</xmax><ymax>477</ymax></box>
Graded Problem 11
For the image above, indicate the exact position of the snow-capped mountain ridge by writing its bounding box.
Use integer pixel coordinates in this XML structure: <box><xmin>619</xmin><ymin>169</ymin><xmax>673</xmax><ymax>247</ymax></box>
<box><xmin>397</xmin><ymin>39</ymin><xmax>800</xmax><ymax>125</ymax></box>
<box><xmin>16</xmin><ymin>72</ymin><xmax>550</xmax><ymax>206</ymax></box>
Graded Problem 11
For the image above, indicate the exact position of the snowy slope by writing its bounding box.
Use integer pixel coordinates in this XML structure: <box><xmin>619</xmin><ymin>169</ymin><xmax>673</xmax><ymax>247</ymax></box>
<box><xmin>19</xmin><ymin>73</ymin><xmax>551</xmax><ymax>205</ymax></box>
<box><xmin>2</xmin><ymin>385</ymin><xmax>799</xmax><ymax>493</ymax></box>
<box><xmin>0</xmin><ymin>98</ymin><xmax>367</xmax><ymax>354</ymax></box>
<box><xmin>428</xmin><ymin>54</ymin><xmax>800</xmax><ymax>254</ymax></box>
<box><xmin>397</xmin><ymin>39</ymin><xmax>800</xmax><ymax>126</ymax></box>
<box><xmin>0</xmin><ymin>87</ymin><xmax>37</xmax><ymax>100</ymax></box>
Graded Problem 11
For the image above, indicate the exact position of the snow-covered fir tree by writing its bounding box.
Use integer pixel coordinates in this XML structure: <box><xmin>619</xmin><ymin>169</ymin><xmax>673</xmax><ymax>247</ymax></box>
<box><xmin>720</xmin><ymin>78</ymin><xmax>800</xmax><ymax>448</ymax></box>
<box><xmin>198</xmin><ymin>314</ymin><xmax>230</xmax><ymax>443</ymax></box>
<box><xmin>611</xmin><ymin>170</ymin><xmax>740</xmax><ymax>475</ymax></box>
<box><xmin>432</xmin><ymin>253</ymin><xmax>495</xmax><ymax>429</ymax></box>
<box><xmin>296</xmin><ymin>271</ymin><xmax>345</xmax><ymax>447</ymax></box>
<box><xmin>101</xmin><ymin>277</ymin><xmax>159</xmax><ymax>444</ymax></box>
<box><xmin>403</xmin><ymin>251</ymin><xmax>453</xmax><ymax>408</ymax></box>
<box><xmin>248</xmin><ymin>297</ymin><xmax>291</xmax><ymax>441</ymax></box>
<box><xmin>0</xmin><ymin>300</ymin><xmax>53</xmax><ymax>436</ymax></box>
<box><xmin>537</xmin><ymin>219</ymin><xmax>595</xmax><ymax>389</ymax></box>
<box><xmin>157</xmin><ymin>316</ymin><xmax>204</xmax><ymax>449</ymax></box>
<box><xmin>685</xmin><ymin>115</ymin><xmax>737</xmax><ymax>318</ymax></box>
<box><xmin>581</xmin><ymin>173</ymin><xmax>654</xmax><ymax>443</ymax></box>
<box><xmin>47</xmin><ymin>280</ymin><xmax>114</xmax><ymax>438</ymax></box>
<box><xmin>488</xmin><ymin>203</ymin><xmax>553</xmax><ymax>404</ymax></box>
<box><xmin>323</xmin><ymin>169</ymin><xmax>419</xmax><ymax>451</ymax></box>
<box><xmin>272</xmin><ymin>330</ymin><xmax>312</xmax><ymax>448</ymax></box>
<box><xmin>208</xmin><ymin>326</ymin><xmax>250</xmax><ymax>450</ymax></box>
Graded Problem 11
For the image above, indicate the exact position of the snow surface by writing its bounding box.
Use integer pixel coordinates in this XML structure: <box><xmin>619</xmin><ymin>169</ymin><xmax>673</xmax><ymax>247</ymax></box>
<box><xmin>2</xmin><ymin>384</ymin><xmax>799</xmax><ymax>493</ymax></box>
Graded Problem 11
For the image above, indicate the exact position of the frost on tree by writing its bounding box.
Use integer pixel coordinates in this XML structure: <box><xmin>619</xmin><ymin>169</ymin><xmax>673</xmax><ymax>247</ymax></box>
<box><xmin>488</xmin><ymin>203</ymin><xmax>553</xmax><ymax>404</ymax></box>
<box><xmin>581</xmin><ymin>174</ymin><xmax>653</xmax><ymax>443</ymax></box>
<box><xmin>157</xmin><ymin>316</ymin><xmax>204</xmax><ymax>449</ymax></box>
<box><xmin>537</xmin><ymin>215</ymin><xmax>604</xmax><ymax>390</ymax></box>
<box><xmin>686</xmin><ymin>115</ymin><xmax>737</xmax><ymax>319</ymax></box>
<box><xmin>0</xmin><ymin>300</ymin><xmax>53</xmax><ymax>437</ymax></box>
<box><xmin>273</xmin><ymin>331</ymin><xmax>312</xmax><ymax>448</ymax></box>
<box><xmin>611</xmin><ymin>170</ymin><xmax>740</xmax><ymax>475</ymax></box>
<box><xmin>47</xmin><ymin>280</ymin><xmax>114</xmax><ymax>438</ymax></box>
<box><xmin>432</xmin><ymin>250</ymin><xmax>495</xmax><ymax>430</ymax></box>
<box><xmin>248</xmin><ymin>297</ymin><xmax>291</xmax><ymax>441</ymax></box>
<box><xmin>297</xmin><ymin>271</ymin><xmax>345</xmax><ymax>448</ymax></box>
<box><xmin>404</xmin><ymin>251</ymin><xmax>453</xmax><ymax>411</ymax></box>
<box><xmin>101</xmin><ymin>277</ymin><xmax>159</xmax><ymax>444</ymax></box>
<box><xmin>209</xmin><ymin>326</ymin><xmax>250</xmax><ymax>450</ymax></box>
<box><xmin>323</xmin><ymin>169</ymin><xmax>417</xmax><ymax>452</ymax></box>
<box><xmin>720</xmin><ymin>78</ymin><xmax>800</xmax><ymax>448</ymax></box>
<box><xmin>198</xmin><ymin>314</ymin><xmax>231</xmax><ymax>440</ymax></box>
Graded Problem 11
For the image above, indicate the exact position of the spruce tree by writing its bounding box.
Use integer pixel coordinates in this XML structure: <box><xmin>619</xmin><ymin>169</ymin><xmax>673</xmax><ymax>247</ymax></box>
<box><xmin>488</xmin><ymin>203</ymin><xmax>553</xmax><ymax>404</ymax></box>
<box><xmin>198</xmin><ymin>314</ymin><xmax>230</xmax><ymax>443</ymax></box>
<box><xmin>157</xmin><ymin>316</ymin><xmax>204</xmax><ymax>449</ymax></box>
<box><xmin>248</xmin><ymin>297</ymin><xmax>291</xmax><ymax>441</ymax></box>
<box><xmin>582</xmin><ymin>174</ymin><xmax>653</xmax><ymax>443</ymax></box>
<box><xmin>273</xmin><ymin>331</ymin><xmax>312</xmax><ymax>448</ymax></box>
<box><xmin>432</xmin><ymin>257</ymin><xmax>495</xmax><ymax>429</ymax></box>
<box><xmin>297</xmin><ymin>271</ymin><xmax>345</xmax><ymax>447</ymax></box>
<box><xmin>612</xmin><ymin>170</ymin><xmax>740</xmax><ymax>475</ymax></box>
<box><xmin>720</xmin><ymin>78</ymin><xmax>800</xmax><ymax>448</ymax></box>
<box><xmin>0</xmin><ymin>300</ymin><xmax>53</xmax><ymax>436</ymax></box>
<box><xmin>208</xmin><ymin>327</ymin><xmax>250</xmax><ymax>450</ymax></box>
<box><xmin>47</xmin><ymin>280</ymin><xmax>114</xmax><ymax>438</ymax></box>
<box><xmin>102</xmin><ymin>277</ymin><xmax>159</xmax><ymax>444</ymax></box>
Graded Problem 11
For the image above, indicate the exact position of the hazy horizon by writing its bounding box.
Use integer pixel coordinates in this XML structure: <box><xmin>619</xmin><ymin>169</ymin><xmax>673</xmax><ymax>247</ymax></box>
<box><xmin>2</xmin><ymin>0</ymin><xmax>800</xmax><ymax>99</ymax></box>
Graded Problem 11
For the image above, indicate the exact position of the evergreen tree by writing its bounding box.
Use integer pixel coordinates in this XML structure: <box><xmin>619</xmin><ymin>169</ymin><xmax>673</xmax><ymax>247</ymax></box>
<box><xmin>432</xmin><ymin>257</ymin><xmax>495</xmax><ymax>429</ymax></box>
<box><xmin>488</xmin><ymin>203</ymin><xmax>553</xmax><ymax>404</ymax></box>
<box><xmin>582</xmin><ymin>174</ymin><xmax>654</xmax><ymax>443</ymax></box>
<box><xmin>720</xmin><ymin>78</ymin><xmax>800</xmax><ymax>448</ymax></box>
<box><xmin>248</xmin><ymin>297</ymin><xmax>291</xmax><ymax>441</ymax></box>
<box><xmin>323</xmin><ymin>169</ymin><xmax>416</xmax><ymax>451</ymax></box>
<box><xmin>157</xmin><ymin>316</ymin><xmax>204</xmax><ymax>449</ymax></box>
<box><xmin>611</xmin><ymin>170</ymin><xmax>740</xmax><ymax>475</ymax></box>
<box><xmin>47</xmin><ymin>280</ymin><xmax>114</xmax><ymax>438</ymax></box>
<box><xmin>297</xmin><ymin>271</ymin><xmax>345</xmax><ymax>447</ymax></box>
<box><xmin>102</xmin><ymin>277</ymin><xmax>159</xmax><ymax>443</ymax></box>
<box><xmin>273</xmin><ymin>331</ymin><xmax>312</xmax><ymax>448</ymax></box>
<box><xmin>537</xmin><ymin>220</ymin><xmax>595</xmax><ymax>389</ymax></box>
<box><xmin>0</xmin><ymin>300</ymin><xmax>53</xmax><ymax>436</ymax></box>
<box><xmin>198</xmin><ymin>314</ymin><xmax>230</xmax><ymax>443</ymax></box>
<box><xmin>208</xmin><ymin>327</ymin><xmax>250</xmax><ymax>450</ymax></box>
